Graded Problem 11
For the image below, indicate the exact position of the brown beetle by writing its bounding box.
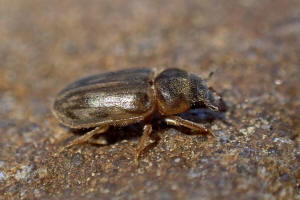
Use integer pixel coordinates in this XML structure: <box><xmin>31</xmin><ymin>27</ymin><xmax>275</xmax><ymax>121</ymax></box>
<box><xmin>52</xmin><ymin>68</ymin><xmax>226</xmax><ymax>163</ymax></box>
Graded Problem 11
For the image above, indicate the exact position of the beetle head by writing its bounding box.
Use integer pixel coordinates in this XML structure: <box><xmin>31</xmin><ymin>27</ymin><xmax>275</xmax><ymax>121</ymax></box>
<box><xmin>154</xmin><ymin>68</ymin><xmax>226</xmax><ymax>116</ymax></box>
<box><xmin>189</xmin><ymin>74</ymin><xmax>227</xmax><ymax>112</ymax></box>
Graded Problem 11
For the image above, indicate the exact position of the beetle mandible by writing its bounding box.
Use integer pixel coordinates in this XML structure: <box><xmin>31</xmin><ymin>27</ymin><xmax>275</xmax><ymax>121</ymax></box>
<box><xmin>52</xmin><ymin>68</ymin><xmax>226</xmax><ymax>162</ymax></box>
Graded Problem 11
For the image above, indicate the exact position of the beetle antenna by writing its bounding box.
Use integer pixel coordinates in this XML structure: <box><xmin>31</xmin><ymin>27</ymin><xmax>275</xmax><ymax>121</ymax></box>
<box><xmin>205</xmin><ymin>71</ymin><xmax>214</xmax><ymax>81</ymax></box>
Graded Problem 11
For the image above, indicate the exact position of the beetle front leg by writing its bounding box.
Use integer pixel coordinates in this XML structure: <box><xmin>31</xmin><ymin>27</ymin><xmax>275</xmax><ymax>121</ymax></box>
<box><xmin>58</xmin><ymin>125</ymin><xmax>110</xmax><ymax>153</ymax></box>
<box><xmin>164</xmin><ymin>116</ymin><xmax>213</xmax><ymax>136</ymax></box>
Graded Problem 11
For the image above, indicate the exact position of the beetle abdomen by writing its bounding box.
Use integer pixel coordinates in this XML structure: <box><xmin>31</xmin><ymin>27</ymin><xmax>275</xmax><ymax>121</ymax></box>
<box><xmin>53</xmin><ymin>68</ymin><xmax>156</xmax><ymax>128</ymax></box>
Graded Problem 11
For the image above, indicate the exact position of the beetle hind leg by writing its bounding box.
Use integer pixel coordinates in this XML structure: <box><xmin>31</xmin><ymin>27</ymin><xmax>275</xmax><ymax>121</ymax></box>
<box><xmin>58</xmin><ymin>125</ymin><xmax>110</xmax><ymax>153</ymax></box>
<box><xmin>164</xmin><ymin>116</ymin><xmax>214</xmax><ymax>136</ymax></box>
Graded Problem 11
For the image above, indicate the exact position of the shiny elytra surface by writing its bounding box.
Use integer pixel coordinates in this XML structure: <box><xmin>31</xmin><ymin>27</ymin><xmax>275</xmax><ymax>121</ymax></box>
<box><xmin>52</xmin><ymin>68</ymin><xmax>156</xmax><ymax>128</ymax></box>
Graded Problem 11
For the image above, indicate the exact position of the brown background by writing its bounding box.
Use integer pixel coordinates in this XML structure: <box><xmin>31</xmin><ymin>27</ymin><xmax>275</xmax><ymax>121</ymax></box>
<box><xmin>0</xmin><ymin>0</ymin><xmax>299</xmax><ymax>199</ymax></box>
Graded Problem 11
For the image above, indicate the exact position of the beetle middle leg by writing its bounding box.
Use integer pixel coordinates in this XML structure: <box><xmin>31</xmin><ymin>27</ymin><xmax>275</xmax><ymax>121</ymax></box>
<box><xmin>58</xmin><ymin>125</ymin><xmax>110</xmax><ymax>153</ymax></box>
<box><xmin>164</xmin><ymin>116</ymin><xmax>213</xmax><ymax>136</ymax></box>
<box><xmin>135</xmin><ymin>124</ymin><xmax>153</xmax><ymax>166</ymax></box>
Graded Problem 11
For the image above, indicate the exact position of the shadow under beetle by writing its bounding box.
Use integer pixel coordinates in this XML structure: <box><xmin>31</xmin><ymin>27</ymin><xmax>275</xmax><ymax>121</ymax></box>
<box><xmin>52</xmin><ymin>68</ymin><xmax>226</xmax><ymax>164</ymax></box>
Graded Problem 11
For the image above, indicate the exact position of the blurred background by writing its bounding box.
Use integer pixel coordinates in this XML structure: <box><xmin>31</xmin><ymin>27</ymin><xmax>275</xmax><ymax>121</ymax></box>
<box><xmin>0</xmin><ymin>0</ymin><xmax>299</xmax><ymax>199</ymax></box>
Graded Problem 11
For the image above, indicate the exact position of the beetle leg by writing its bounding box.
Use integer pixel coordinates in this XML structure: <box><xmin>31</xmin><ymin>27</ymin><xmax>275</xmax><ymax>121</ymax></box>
<box><xmin>58</xmin><ymin>125</ymin><xmax>109</xmax><ymax>153</ymax></box>
<box><xmin>164</xmin><ymin>116</ymin><xmax>213</xmax><ymax>136</ymax></box>
<box><xmin>86</xmin><ymin>135</ymin><xmax>108</xmax><ymax>145</ymax></box>
<box><xmin>135</xmin><ymin>124</ymin><xmax>152</xmax><ymax>166</ymax></box>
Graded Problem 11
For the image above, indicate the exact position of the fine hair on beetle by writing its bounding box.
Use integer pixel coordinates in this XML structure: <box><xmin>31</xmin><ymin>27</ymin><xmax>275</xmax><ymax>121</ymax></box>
<box><xmin>52</xmin><ymin>67</ymin><xmax>226</xmax><ymax>164</ymax></box>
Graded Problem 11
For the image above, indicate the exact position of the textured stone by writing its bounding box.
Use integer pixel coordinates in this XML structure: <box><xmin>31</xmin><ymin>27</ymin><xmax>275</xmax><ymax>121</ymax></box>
<box><xmin>0</xmin><ymin>0</ymin><xmax>299</xmax><ymax>199</ymax></box>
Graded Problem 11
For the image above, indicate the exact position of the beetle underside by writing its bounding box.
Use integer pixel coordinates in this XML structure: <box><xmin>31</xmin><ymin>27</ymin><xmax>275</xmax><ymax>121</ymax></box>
<box><xmin>58</xmin><ymin>114</ymin><xmax>214</xmax><ymax>165</ymax></box>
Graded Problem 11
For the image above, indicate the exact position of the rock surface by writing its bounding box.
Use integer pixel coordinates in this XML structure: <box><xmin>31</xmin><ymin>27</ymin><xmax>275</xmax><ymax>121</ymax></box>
<box><xmin>0</xmin><ymin>0</ymin><xmax>299</xmax><ymax>199</ymax></box>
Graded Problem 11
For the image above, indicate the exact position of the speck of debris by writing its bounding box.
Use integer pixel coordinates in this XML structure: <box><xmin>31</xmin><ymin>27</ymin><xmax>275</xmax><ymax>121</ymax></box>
<box><xmin>0</xmin><ymin>160</ymin><xmax>4</xmax><ymax>167</ymax></box>
<box><xmin>174</xmin><ymin>157</ymin><xmax>181</xmax><ymax>163</ymax></box>
<box><xmin>0</xmin><ymin>170</ymin><xmax>7</xmax><ymax>181</ymax></box>
<box><xmin>34</xmin><ymin>189</ymin><xmax>41</xmax><ymax>198</ymax></box>
<box><xmin>15</xmin><ymin>164</ymin><xmax>34</xmax><ymax>182</ymax></box>
<box><xmin>247</xmin><ymin>127</ymin><xmax>255</xmax><ymax>134</ymax></box>
<box><xmin>275</xmin><ymin>79</ymin><xmax>283</xmax><ymax>85</ymax></box>
<box><xmin>211</xmin><ymin>124</ymin><xmax>219</xmax><ymax>130</ymax></box>
<box><xmin>37</xmin><ymin>167</ymin><xmax>48</xmax><ymax>178</ymax></box>
<box><xmin>20</xmin><ymin>189</ymin><xmax>27</xmax><ymax>200</ymax></box>
<box><xmin>239</xmin><ymin>126</ymin><xmax>256</xmax><ymax>136</ymax></box>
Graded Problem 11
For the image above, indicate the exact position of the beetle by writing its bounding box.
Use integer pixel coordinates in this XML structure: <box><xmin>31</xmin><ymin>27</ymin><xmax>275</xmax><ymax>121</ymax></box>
<box><xmin>52</xmin><ymin>68</ymin><xmax>226</xmax><ymax>163</ymax></box>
